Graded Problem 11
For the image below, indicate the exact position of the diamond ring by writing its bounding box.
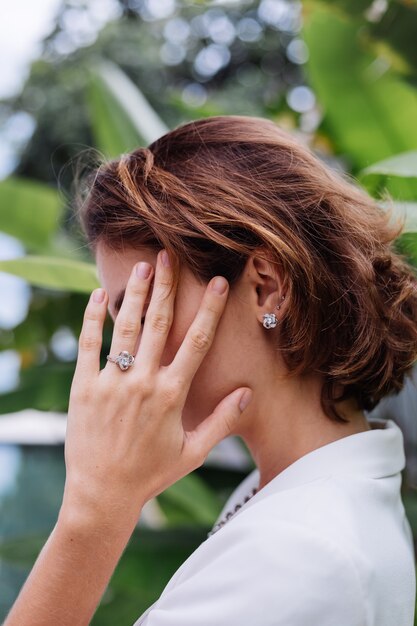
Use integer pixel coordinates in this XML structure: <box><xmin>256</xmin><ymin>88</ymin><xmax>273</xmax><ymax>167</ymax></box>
<box><xmin>106</xmin><ymin>350</ymin><xmax>135</xmax><ymax>371</ymax></box>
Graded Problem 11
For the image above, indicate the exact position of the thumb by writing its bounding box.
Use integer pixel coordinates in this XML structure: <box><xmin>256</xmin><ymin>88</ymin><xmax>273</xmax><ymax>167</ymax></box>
<box><xmin>188</xmin><ymin>388</ymin><xmax>253</xmax><ymax>462</ymax></box>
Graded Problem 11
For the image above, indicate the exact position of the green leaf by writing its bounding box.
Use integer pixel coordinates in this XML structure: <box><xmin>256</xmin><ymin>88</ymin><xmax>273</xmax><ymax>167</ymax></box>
<box><xmin>307</xmin><ymin>0</ymin><xmax>374</xmax><ymax>15</ymax></box>
<box><xmin>92</xmin><ymin>527</ymin><xmax>206</xmax><ymax>625</ymax></box>
<box><xmin>362</xmin><ymin>151</ymin><xmax>417</xmax><ymax>178</ymax></box>
<box><xmin>369</xmin><ymin>2</ymin><xmax>417</xmax><ymax>81</ymax></box>
<box><xmin>0</xmin><ymin>256</ymin><xmax>99</xmax><ymax>294</ymax></box>
<box><xmin>0</xmin><ymin>178</ymin><xmax>62</xmax><ymax>252</ymax></box>
<box><xmin>0</xmin><ymin>363</ymin><xmax>75</xmax><ymax>414</ymax></box>
<box><xmin>87</xmin><ymin>72</ymin><xmax>142</xmax><ymax>158</ymax></box>
<box><xmin>0</xmin><ymin>534</ymin><xmax>48</xmax><ymax>566</ymax></box>
<box><xmin>158</xmin><ymin>472</ymin><xmax>221</xmax><ymax>525</ymax></box>
<box><xmin>394</xmin><ymin>232</ymin><xmax>417</xmax><ymax>268</ymax></box>
<box><xmin>379</xmin><ymin>201</ymin><xmax>417</xmax><ymax>233</ymax></box>
<box><xmin>303</xmin><ymin>6</ymin><xmax>417</xmax><ymax>172</ymax></box>
<box><xmin>87</xmin><ymin>61</ymin><xmax>169</xmax><ymax>158</ymax></box>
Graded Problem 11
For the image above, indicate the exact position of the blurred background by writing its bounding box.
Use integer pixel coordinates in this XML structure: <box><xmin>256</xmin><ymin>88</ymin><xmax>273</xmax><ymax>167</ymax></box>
<box><xmin>0</xmin><ymin>0</ymin><xmax>416</xmax><ymax>623</ymax></box>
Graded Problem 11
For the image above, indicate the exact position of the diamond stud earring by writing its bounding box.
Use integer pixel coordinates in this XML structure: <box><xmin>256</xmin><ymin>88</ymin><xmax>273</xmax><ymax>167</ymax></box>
<box><xmin>262</xmin><ymin>295</ymin><xmax>285</xmax><ymax>329</ymax></box>
<box><xmin>262</xmin><ymin>313</ymin><xmax>278</xmax><ymax>328</ymax></box>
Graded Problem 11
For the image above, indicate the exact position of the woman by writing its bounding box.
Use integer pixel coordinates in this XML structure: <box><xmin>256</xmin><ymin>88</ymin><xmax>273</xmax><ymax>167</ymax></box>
<box><xmin>5</xmin><ymin>115</ymin><xmax>417</xmax><ymax>625</ymax></box>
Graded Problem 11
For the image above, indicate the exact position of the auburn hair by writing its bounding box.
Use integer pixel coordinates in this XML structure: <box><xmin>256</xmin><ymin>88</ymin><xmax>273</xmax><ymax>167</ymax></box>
<box><xmin>76</xmin><ymin>115</ymin><xmax>417</xmax><ymax>423</ymax></box>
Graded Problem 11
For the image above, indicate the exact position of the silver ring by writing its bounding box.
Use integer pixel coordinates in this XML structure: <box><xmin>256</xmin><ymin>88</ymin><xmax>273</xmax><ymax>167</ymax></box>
<box><xmin>106</xmin><ymin>350</ymin><xmax>135</xmax><ymax>371</ymax></box>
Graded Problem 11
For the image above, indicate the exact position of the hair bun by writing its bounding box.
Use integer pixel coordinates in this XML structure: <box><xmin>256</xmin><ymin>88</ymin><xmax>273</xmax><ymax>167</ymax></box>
<box><xmin>119</xmin><ymin>147</ymin><xmax>155</xmax><ymax>186</ymax></box>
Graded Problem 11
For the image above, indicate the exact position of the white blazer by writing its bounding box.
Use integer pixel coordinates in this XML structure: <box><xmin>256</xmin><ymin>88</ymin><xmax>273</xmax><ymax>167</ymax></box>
<box><xmin>134</xmin><ymin>417</ymin><xmax>416</xmax><ymax>625</ymax></box>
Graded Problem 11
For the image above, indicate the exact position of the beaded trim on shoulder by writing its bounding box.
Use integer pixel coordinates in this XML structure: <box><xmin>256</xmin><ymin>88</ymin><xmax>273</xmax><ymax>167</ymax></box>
<box><xmin>207</xmin><ymin>486</ymin><xmax>258</xmax><ymax>538</ymax></box>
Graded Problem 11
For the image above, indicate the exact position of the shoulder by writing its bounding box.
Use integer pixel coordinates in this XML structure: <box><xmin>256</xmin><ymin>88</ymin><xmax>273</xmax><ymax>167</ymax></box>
<box><xmin>141</xmin><ymin>515</ymin><xmax>367</xmax><ymax>626</ymax></box>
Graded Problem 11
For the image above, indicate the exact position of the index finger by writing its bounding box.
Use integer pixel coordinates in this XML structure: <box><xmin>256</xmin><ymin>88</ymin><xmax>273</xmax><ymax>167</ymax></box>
<box><xmin>74</xmin><ymin>287</ymin><xmax>108</xmax><ymax>381</ymax></box>
<box><xmin>168</xmin><ymin>276</ymin><xmax>229</xmax><ymax>394</ymax></box>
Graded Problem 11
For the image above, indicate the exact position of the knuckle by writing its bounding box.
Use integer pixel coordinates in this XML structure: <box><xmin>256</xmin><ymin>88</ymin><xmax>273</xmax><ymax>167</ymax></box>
<box><xmin>122</xmin><ymin>377</ymin><xmax>140</xmax><ymax>396</ymax></box>
<box><xmin>158</xmin><ymin>275</ymin><xmax>172</xmax><ymax>289</ymax></box>
<box><xmin>206</xmin><ymin>300</ymin><xmax>220</xmax><ymax>315</ymax></box>
<box><xmin>161</xmin><ymin>380</ymin><xmax>182</xmax><ymax>407</ymax></box>
<box><xmin>190</xmin><ymin>328</ymin><xmax>211</xmax><ymax>352</ymax></box>
<box><xmin>79</xmin><ymin>333</ymin><xmax>100</xmax><ymax>351</ymax></box>
<box><xmin>190</xmin><ymin>438</ymin><xmax>207</xmax><ymax>466</ymax></box>
<box><xmin>71</xmin><ymin>383</ymin><xmax>90</xmax><ymax>405</ymax></box>
<box><xmin>129</xmin><ymin>281</ymin><xmax>148</xmax><ymax>298</ymax></box>
<box><xmin>136</xmin><ymin>375</ymin><xmax>153</xmax><ymax>398</ymax></box>
<box><xmin>83</xmin><ymin>309</ymin><xmax>101</xmax><ymax>324</ymax></box>
<box><xmin>117</xmin><ymin>318</ymin><xmax>138</xmax><ymax>339</ymax></box>
<box><xmin>149</xmin><ymin>312</ymin><xmax>171</xmax><ymax>334</ymax></box>
<box><xmin>204</xmin><ymin>293</ymin><xmax>219</xmax><ymax>310</ymax></box>
<box><xmin>98</xmin><ymin>381</ymin><xmax>113</xmax><ymax>402</ymax></box>
<box><xmin>170</xmin><ymin>374</ymin><xmax>186</xmax><ymax>391</ymax></box>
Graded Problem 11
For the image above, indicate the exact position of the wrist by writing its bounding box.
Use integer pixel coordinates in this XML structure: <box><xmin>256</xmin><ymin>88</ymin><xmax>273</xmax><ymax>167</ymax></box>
<box><xmin>58</xmin><ymin>484</ymin><xmax>143</xmax><ymax>540</ymax></box>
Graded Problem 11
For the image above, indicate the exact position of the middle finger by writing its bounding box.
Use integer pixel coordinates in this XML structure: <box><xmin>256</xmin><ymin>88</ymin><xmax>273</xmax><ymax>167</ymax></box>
<box><xmin>135</xmin><ymin>248</ymin><xmax>176</xmax><ymax>376</ymax></box>
<box><xmin>106</xmin><ymin>260</ymin><xmax>154</xmax><ymax>372</ymax></box>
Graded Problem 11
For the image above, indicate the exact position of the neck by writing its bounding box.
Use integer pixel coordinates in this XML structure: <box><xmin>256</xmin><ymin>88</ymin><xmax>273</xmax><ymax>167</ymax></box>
<box><xmin>236</xmin><ymin>370</ymin><xmax>371</xmax><ymax>492</ymax></box>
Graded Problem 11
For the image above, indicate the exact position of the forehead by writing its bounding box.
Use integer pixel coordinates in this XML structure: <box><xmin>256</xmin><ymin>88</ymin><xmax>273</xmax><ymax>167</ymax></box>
<box><xmin>96</xmin><ymin>243</ymin><xmax>157</xmax><ymax>281</ymax></box>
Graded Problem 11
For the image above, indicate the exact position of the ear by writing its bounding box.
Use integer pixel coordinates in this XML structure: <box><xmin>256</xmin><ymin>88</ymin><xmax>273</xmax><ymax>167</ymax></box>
<box><xmin>249</xmin><ymin>250</ymin><xmax>288</xmax><ymax>323</ymax></box>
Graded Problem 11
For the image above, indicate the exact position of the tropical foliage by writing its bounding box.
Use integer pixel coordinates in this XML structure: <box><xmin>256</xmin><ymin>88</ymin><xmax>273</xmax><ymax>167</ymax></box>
<box><xmin>0</xmin><ymin>1</ymin><xmax>416</xmax><ymax>623</ymax></box>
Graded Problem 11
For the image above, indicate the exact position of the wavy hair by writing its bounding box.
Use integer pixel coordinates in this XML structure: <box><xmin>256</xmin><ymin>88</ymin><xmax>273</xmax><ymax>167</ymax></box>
<box><xmin>76</xmin><ymin>115</ymin><xmax>417</xmax><ymax>423</ymax></box>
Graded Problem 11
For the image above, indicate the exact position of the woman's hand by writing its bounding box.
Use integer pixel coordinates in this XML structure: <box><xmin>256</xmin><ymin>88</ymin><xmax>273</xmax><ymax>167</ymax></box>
<box><xmin>61</xmin><ymin>248</ymin><xmax>253</xmax><ymax>531</ymax></box>
<box><xmin>3</xmin><ymin>248</ymin><xmax>253</xmax><ymax>626</ymax></box>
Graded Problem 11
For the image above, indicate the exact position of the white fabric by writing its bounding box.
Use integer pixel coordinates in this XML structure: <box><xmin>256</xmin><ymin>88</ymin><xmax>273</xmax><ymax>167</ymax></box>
<box><xmin>133</xmin><ymin>417</ymin><xmax>416</xmax><ymax>625</ymax></box>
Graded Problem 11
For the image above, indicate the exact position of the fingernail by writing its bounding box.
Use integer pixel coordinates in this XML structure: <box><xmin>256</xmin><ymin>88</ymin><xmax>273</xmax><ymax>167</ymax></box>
<box><xmin>136</xmin><ymin>262</ymin><xmax>152</xmax><ymax>279</ymax></box>
<box><xmin>92</xmin><ymin>288</ymin><xmax>105</xmax><ymax>303</ymax></box>
<box><xmin>239</xmin><ymin>389</ymin><xmax>253</xmax><ymax>412</ymax></box>
<box><xmin>211</xmin><ymin>276</ymin><xmax>228</xmax><ymax>294</ymax></box>
<box><xmin>161</xmin><ymin>249</ymin><xmax>170</xmax><ymax>267</ymax></box>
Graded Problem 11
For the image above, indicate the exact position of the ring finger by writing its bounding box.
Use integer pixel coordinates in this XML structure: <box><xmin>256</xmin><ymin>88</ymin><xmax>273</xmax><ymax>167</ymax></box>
<box><xmin>105</xmin><ymin>260</ymin><xmax>154</xmax><ymax>372</ymax></box>
<box><xmin>134</xmin><ymin>248</ymin><xmax>175</xmax><ymax>376</ymax></box>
